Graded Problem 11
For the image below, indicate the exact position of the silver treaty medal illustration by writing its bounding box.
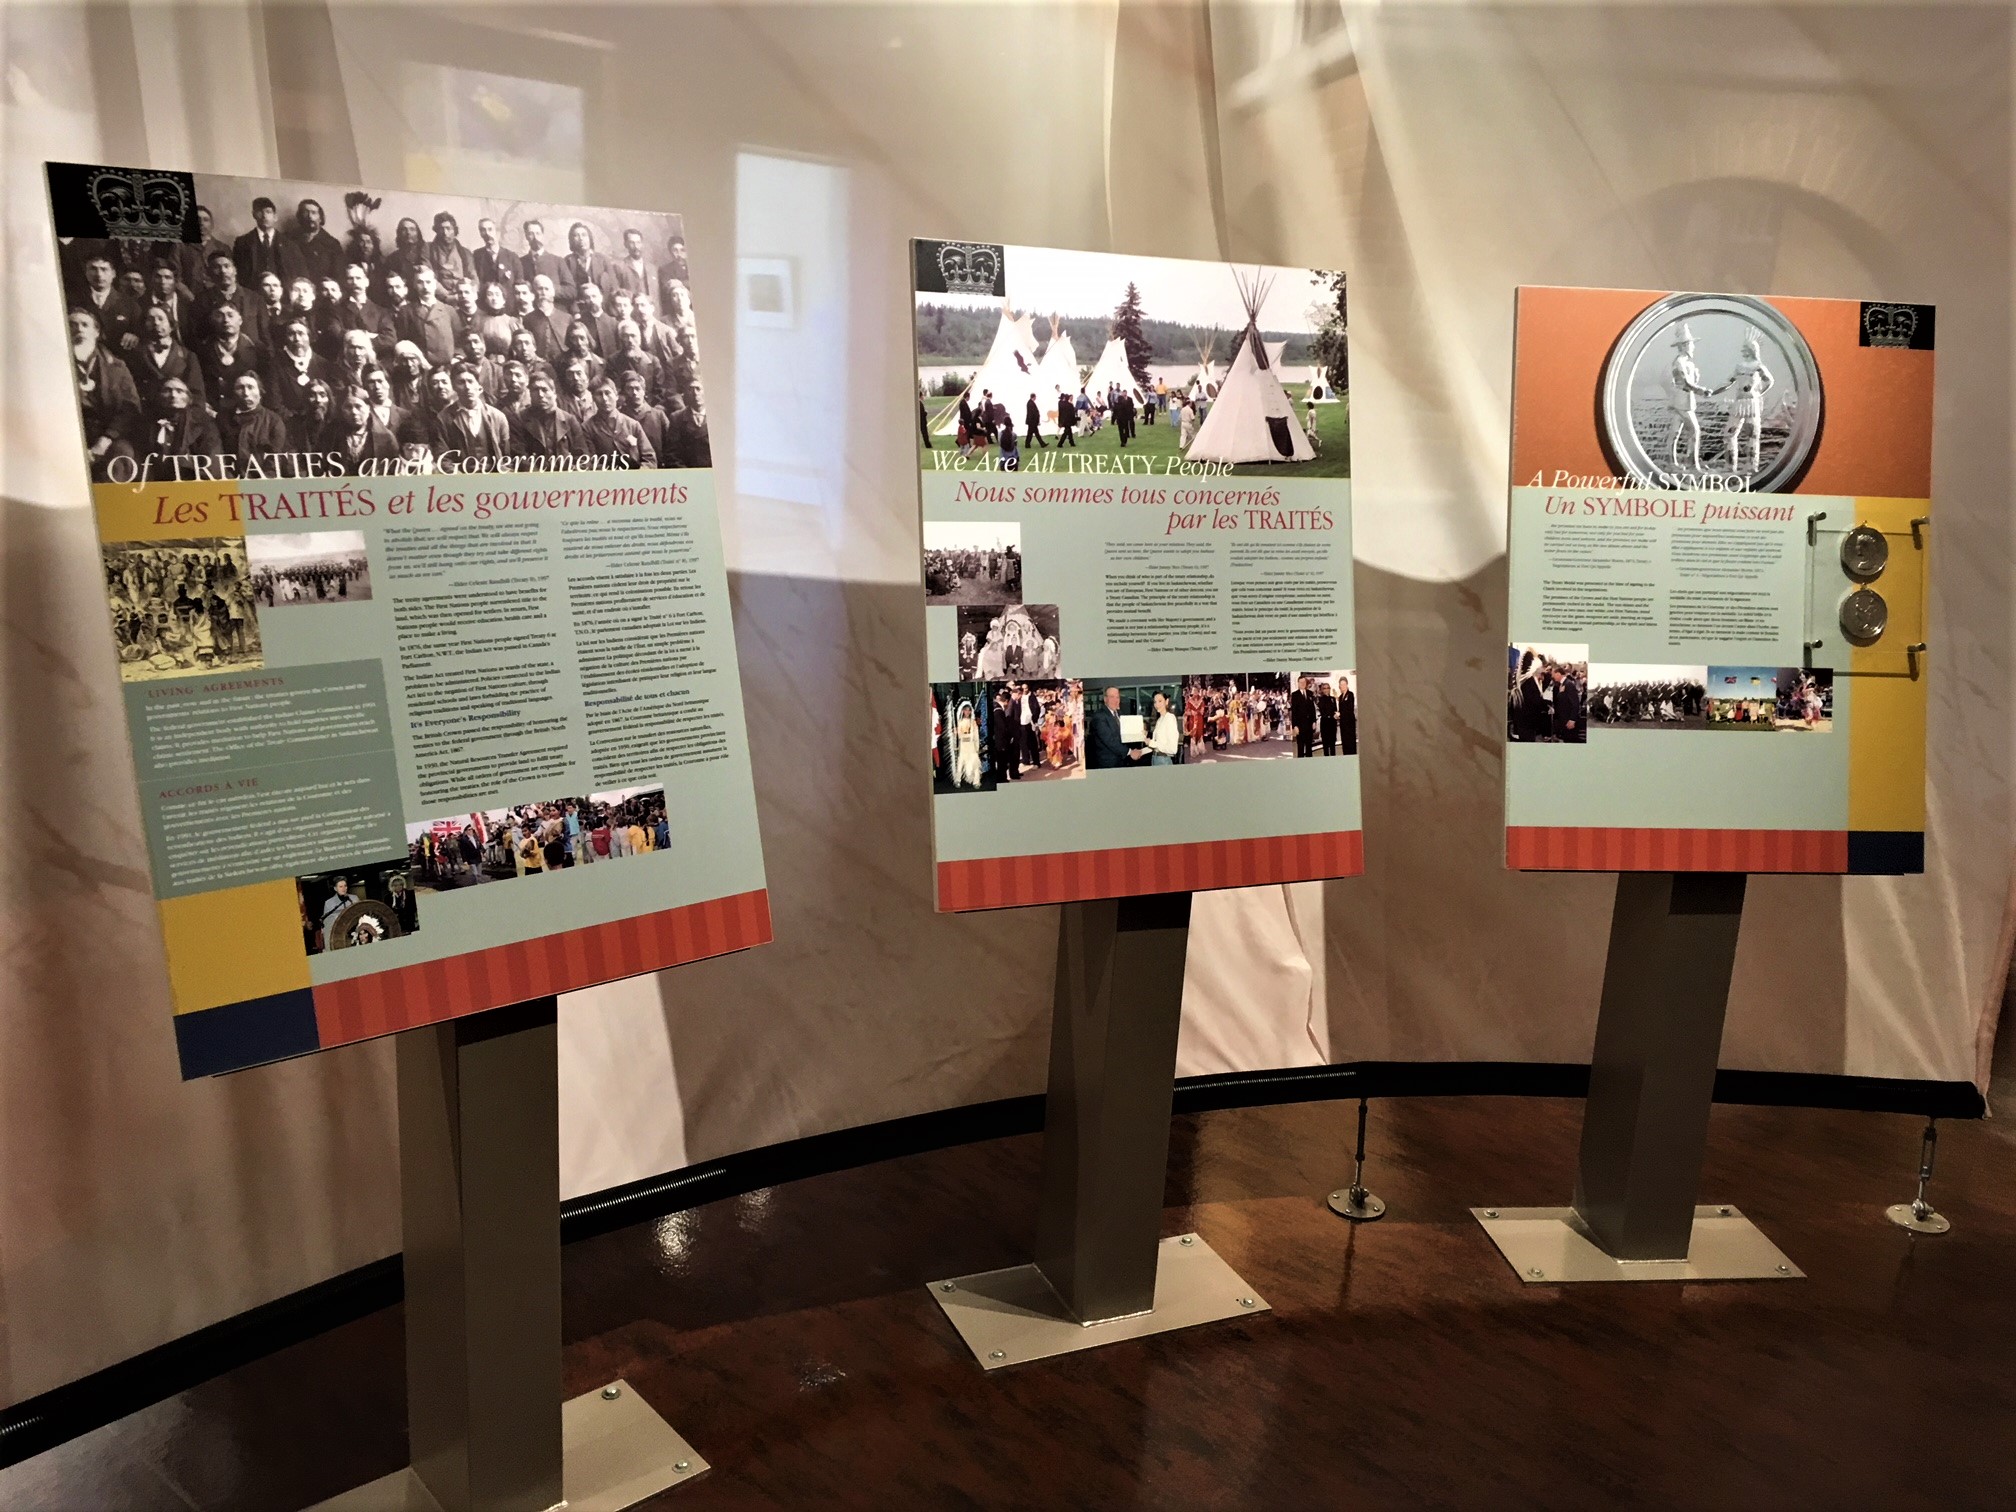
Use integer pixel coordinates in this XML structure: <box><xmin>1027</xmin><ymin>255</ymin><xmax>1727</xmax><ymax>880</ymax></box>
<box><xmin>1598</xmin><ymin>293</ymin><xmax>1823</xmax><ymax>493</ymax></box>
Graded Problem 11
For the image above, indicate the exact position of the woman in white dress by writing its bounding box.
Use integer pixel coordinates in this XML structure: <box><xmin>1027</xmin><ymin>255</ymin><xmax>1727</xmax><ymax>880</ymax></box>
<box><xmin>953</xmin><ymin>700</ymin><xmax>982</xmax><ymax>788</ymax></box>
<box><xmin>1146</xmin><ymin>689</ymin><xmax>1181</xmax><ymax>766</ymax></box>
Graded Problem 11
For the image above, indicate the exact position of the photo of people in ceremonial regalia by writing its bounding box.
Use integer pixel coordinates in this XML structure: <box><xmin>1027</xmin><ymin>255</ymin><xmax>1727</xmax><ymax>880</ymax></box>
<box><xmin>956</xmin><ymin>602</ymin><xmax>1061</xmax><ymax>681</ymax></box>
<box><xmin>1180</xmin><ymin>673</ymin><xmax>1291</xmax><ymax>762</ymax></box>
<box><xmin>55</xmin><ymin>167</ymin><xmax>710</xmax><ymax>486</ymax></box>
<box><xmin>1774</xmin><ymin>668</ymin><xmax>1834</xmax><ymax>732</ymax></box>
<box><xmin>246</xmin><ymin>529</ymin><xmax>372</xmax><ymax>606</ymax></box>
<box><xmin>931</xmin><ymin>681</ymin><xmax>994</xmax><ymax>794</ymax></box>
<box><xmin>405</xmin><ymin>787</ymin><xmax>670</xmax><ymax>890</ymax></box>
<box><xmin>1507</xmin><ymin>643</ymin><xmax>1589</xmax><ymax>744</ymax></box>
<box><xmin>923</xmin><ymin>521</ymin><xmax>1021</xmax><ymax>607</ymax></box>
<box><xmin>1706</xmin><ymin>667</ymin><xmax>1780</xmax><ymax>730</ymax></box>
<box><xmin>1587</xmin><ymin>664</ymin><xmax>1707</xmax><ymax>731</ymax></box>
<box><xmin>984</xmin><ymin>680</ymin><xmax>1083</xmax><ymax>783</ymax></box>
<box><xmin>102</xmin><ymin>537</ymin><xmax>262</xmax><ymax>681</ymax></box>
<box><xmin>296</xmin><ymin>857</ymin><xmax>417</xmax><ymax>955</ymax></box>
<box><xmin>1081</xmin><ymin>677</ymin><xmax>1184</xmax><ymax>770</ymax></box>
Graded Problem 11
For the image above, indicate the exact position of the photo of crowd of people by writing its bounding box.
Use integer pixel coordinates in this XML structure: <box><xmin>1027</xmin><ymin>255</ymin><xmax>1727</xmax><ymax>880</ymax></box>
<box><xmin>1587</xmin><ymin>664</ymin><xmax>1707</xmax><ymax>730</ymax></box>
<box><xmin>1774</xmin><ymin>668</ymin><xmax>1834</xmax><ymax>732</ymax></box>
<box><xmin>983</xmin><ymin>680</ymin><xmax>1084</xmax><ymax>782</ymax></box>
<box><xmin>296</xmin><ymin>857</ymin><xmax>417</xmax><ymax>956</ymax></box>
<box><xmin>1508</xmin><ymin>643</ymin><xmax>1589</xmax><ymax>744</ymax></box>
<box><xmin>923</xmin><ymin>521</ymin><xmax>1022</xmax><ymax>607</ymax></box>
<box><xmin>102</xmin><ymin>537</ymin><xmax>262</xmax><ymax>682</ymax></box>
<box><xmin>1706</xmin><ymin>668</ymin><xmax>1781</xmax><ymax>729</ymax></box>
<box><xmin>1175</xmin><ymin>671</ymin><xmax>1359</xmax><ymax>762</ymax></box>
<box><xmin>405</xmin><ymin>786</ymin><xmax>671</xmax><ymax>888</ymax></box>
<box><xmin>59</xmin><ymin>174</ymin><xmax>709</xmax><ymax>483</ymax></box>
<box><xmin>957</xmin><ymin>603</ymin><xmax>1061</xmax><ymax>680</ymax></box>
<box><xmin>931</xmin><ymin>682</ymin><xmax>995</xmax><ymax>794</ymax></box>
<box><xmin>245</xmin><ymin>529</ymin><xmax>372</xmax><ymax>606</ymax></box>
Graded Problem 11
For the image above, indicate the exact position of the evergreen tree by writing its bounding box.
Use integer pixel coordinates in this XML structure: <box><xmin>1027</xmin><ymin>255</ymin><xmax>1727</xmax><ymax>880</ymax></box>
<box><xmin>1112</xmin><ymin>282</ymin><xmax>1153</xmax><ymax>384</ymax></box>
<box><xmin>1308</xmin><ymin>271</ymin><xmax>1349</xmax><ymax>393</ymax></box>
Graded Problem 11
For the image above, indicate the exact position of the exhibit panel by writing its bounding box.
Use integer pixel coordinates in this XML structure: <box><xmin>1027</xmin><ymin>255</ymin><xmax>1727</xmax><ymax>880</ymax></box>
<box><xmin>913</xmin><ymin>239</ymin><xmax>1362</xmax><ymax>909</ymax></box>
<box><xmin>1502</xmin><ymin>285</ymin><xmax>1934</xmax><ymax>874</ymax></box>
<box><xmin>42</xmin><ymin>161</ymin><xmax>770</xmax><ymax>1075</ymax></box>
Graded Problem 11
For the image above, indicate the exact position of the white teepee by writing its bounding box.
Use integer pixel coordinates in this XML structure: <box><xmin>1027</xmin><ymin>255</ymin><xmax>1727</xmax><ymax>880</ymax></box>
<box><xmin>1082</xmin><ymin>334</ymin><xmax>1144</xmax><ymax>405</ymax></box>
<box><xmin>1035</xmin><ymin>314</ymin><xmax>1081</xmax><ymax>424</ymax></box>
<box><xmin>1187</xmin><ymin>331</ymin><xmax>1220</xmax><ymax>399</ymax></box>
<box><xmin>1185</xmin><ymin>269</ymin><xmax>1315</xmax><ymax>465</ymax></box>
<box><xmin>934</xmin><ymin>309</ymin><xmax>1046</xmax><ymax>434</ymax></box>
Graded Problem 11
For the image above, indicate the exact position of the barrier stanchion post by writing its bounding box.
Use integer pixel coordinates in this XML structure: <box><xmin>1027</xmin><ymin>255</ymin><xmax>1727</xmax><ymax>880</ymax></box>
<box><xmin>313</xmin><ymin>998</ymin><xmax>707</xmax><ymax>1510</ymax></box>
<box><xmin>929</xmin><ymin>892</ymin><xmax>1270</xmax><ymax>1368</ymax></box>
<box><xmin>1473</xmin><ymin>872</ymin><xmax>1803</xmax><ymax>1283</ymax></box>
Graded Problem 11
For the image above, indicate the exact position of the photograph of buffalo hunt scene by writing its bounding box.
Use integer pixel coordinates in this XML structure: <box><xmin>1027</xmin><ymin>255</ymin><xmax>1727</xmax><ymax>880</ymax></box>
<box><xmin>914</xmin><ymin>242</ymin><xmax>1349</xmax><ymax>479</ymax></box>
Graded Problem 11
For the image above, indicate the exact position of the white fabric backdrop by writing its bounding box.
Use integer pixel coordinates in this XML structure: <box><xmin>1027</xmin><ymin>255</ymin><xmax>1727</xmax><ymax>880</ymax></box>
<box><xmin>0</xmin><ymin>0</ymin><xmax>2005</xmax><ymax>1407</ymax></box>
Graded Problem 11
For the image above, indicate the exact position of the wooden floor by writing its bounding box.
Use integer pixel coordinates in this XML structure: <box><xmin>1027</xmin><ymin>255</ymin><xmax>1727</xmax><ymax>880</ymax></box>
<box><xmin>5</xmin><ymin>1090</ymin><xmax>2014</xmax><ymax>1510</ymax></box>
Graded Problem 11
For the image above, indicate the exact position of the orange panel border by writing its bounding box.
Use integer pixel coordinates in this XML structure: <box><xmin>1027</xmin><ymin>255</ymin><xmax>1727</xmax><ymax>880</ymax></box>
<box><xmin>311</xmin><ymin>889</ymin><xmax>772</xmax><ymax>1045</ymax></box>
<box><xmin>938</xmin><ymin>831</ymin><xmax>1363</xmax><ymax>911</ymax></box>
<box><xmin>1505</xmin><ymin>827</ymin><xmax>1848</xmax><ymax>873</ymax></box>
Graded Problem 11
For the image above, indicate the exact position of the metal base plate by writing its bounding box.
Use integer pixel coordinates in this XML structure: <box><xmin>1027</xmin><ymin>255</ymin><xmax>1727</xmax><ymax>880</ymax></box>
<box><xmin>1326</xmin><ymin>1188</ymin><xmax>1386</xmax><ymax>1221</ymax></box>
<box><xmin>308</xmin><ymin>1380</ymin><xmax>706</xmax><ymax>1511</ymax></box>
<box><xmin>1887</xmin><ymin>1202</ymin><xmax>1952</xmax><ymax>1234</ymax></box>
<box><xmin>928</xmin><ymin>1234</ymin><xmax>1268</xmax><ymax>1370</ymax></box>
<box><xmin>1471</xmin><ymin>1206</ymin><xmax>1803</xmax><ymax>1283</ymax></box>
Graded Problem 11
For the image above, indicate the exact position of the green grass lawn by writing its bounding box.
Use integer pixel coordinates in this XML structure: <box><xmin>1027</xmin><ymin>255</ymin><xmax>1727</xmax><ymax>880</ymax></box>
<box><xmin>922</xmin><ymin>384</ymin><xmax>1351</xmax><ymax>479</ymax></box>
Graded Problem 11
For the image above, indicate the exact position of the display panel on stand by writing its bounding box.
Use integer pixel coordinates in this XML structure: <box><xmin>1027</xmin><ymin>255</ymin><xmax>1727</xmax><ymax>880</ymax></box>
<box><xmin>47</xmin><ymin>163</ymin><xmax>771</xmax><ymax>1076</ymax></box>
<box><xmin>1504</xmin><ymin>286</ymin><xmax>1935</xmax><ymax>874</ymax></box>
<box><xmin>913</xmin><ymin>239</ymin><xmax>1363</xmax><ymax>909</ymax></box>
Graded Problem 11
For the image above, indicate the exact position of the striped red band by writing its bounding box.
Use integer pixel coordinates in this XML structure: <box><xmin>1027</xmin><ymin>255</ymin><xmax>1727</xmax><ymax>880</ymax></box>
<box><xmin>937</xmin><ymin>830</ymin><xmax>1363</xmax><ymax>912</ymax></box>
<box><xmin>310</xmin><ymin>888</ymin><xmax>772</xmax><ymax>1046</ymax></box>
<box><xmin>1505</xmin><ymin>827</ymin><xmax>1848</xmax><ymax>873</ymax></box>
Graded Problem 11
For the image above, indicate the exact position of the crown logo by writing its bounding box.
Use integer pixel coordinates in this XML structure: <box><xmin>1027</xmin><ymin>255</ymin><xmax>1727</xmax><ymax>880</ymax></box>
<box><xmin>87</xmin><ymin>168</ymin><xmax>188</xmax><ymax>240</ymax></box>
<box><xmin>937</xmin><ymin>242</ymin><xmax>1000</xmax><ymax>296</ymax></box>
<box><xmin>1864</xmin><ymin>303</ymin><xmax>1918</xmax><ymax>348</ymax></box>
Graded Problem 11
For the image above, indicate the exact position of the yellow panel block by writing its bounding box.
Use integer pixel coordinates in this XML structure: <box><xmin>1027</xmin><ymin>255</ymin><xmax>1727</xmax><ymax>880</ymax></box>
<box><xmin>1846</xmin><ymin>496</ymin><xmax>1930</xmax><ymax>834</ymax></box>
<box><xmin>94</xmin><ymin>480</ymin><xmax>247</xmax><ymax>544</ymax></box>
<box><xmin>158</xmin><ymin>881</ymin><xmax>309</xmax><ymax>1015</ymax></box>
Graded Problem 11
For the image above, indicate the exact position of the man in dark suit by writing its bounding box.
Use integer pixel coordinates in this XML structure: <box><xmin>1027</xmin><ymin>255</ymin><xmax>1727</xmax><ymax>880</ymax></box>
<box><xmin>68</xmin><ymin>307</ymin><xmax>142</xmax><ymax>481</ymax></box>
<box><xmin>1113</xmin><ymin>389</ymin><xmax>1138</xmax><ymax>446</ymax></box>
<box><xmin>265</xmin><ymin>319</ymin><xmax>339</xmax><ymax>421</ymax></box>
<box><xmin>472</xmin><ymin>217</ymin><xmax>519</xmax><ymax>292</ymax></box>
<box><xmin>193</xmin><ymin>206</ymin><xmax>232</xmax><ymax>286</ymax></box>
<box><xmin>1550</xmin><ymin>663</ymin><xmax>1584</xmax><ymax>743</ymax></box>
<box><xmin>567</xmin><ymin>281</ymin><xmax>620</xmax><ymax>357</ymax></box>
<box><xmin>125</xmin><ymin>303</ymin><xmax>207</xmax><ymax>415</ymax></box>
<box><xmin>511</xmin><ymin>370</ymin><xmax>585</xmax><ymax>458</ymax></box>
<box><xmin>233</xmin><ymin>196</ymin><xmax>288</xmax><ymax>288</ymax></box>
<box><xmin>1317</xmin><ymin>682</ymin><xmax>1339</xmax><ymax>756</ymax></box>
<box><xmin>522</xmin><ymin>275</ymin><xmax>568</xmax><ymax>362</ymax></box>
<box><xmin>1086</xmin><ymin>686</ymin><xmax>1140</xmax><ymax>770</ymax></box>
<box><xmin>609</xmin><ymin>229</ymin><xmax>656</xmax><ymax>300</ymax></box>
<box><xmin>72</xmin><ymin>251</ymin><xmax>144</xmax><ymax>354</ymax></box>
<box><xmin>989</xmin><ymin>686</ymin><xmax>1021</xmax><ymax>781</ymax></box>
<box><xmin>217</xmin><ymin>371</ymin><xmax>293</xmax><ymax>467</ymax></box>
<box><xmin>144</xmin><ymin>261</ymin><xmax>201</xmax><ymax>346</ymax></box>
<box><xmin>1290</xmin><ymin>675</ymin><xmax>1317</xmax><ymax>758</ymax></box>
<box><xmin>394</xmin><ymin>265</ymin><xmax>456</xmax><ymax>367</ymax></box>
<box><xmin>1336</xmin><ymin>676</ymin><xmax>1357</xmax><ymax>756</ymax></box>
<box><xmin>283</xmin><ymin>198</ymin><xmax>346</xmax><ymax>286</ymax></box>
<box><xmin>561</xmin><ymin>222</ymin><xmax>612</xmax><ymax>310</ymax></box>
<box><xmin>1023</xmin><ymin>394</ymin><xmax>1047</xmax><ymax>450</ymax></box>
<box><xmin>519</xmin><ymin>219</ymin><xmax>571</xmax><ymax>308</ymax></box>
<box><xmin>196</xmin><ymin>249</ymin><xmax>264</xmax><ymax>347</ymax></box>
<box><xmin>328</xmin><ymin>262</ymin><xmax>394</xmax><ymax>360</ymax></box>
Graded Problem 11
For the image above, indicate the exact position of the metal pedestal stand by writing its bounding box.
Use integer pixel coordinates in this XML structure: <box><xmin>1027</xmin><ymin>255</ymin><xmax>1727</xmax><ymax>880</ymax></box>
<box><xmin>1474</xmin><ymin>873</ymin><xmax>1802</xmax><ymax>1283</ymax></box>
<box><xmin>930</xmin><ymin>893</ymin><xmax>1270</xmax><ymax>1368</ymax></box>
<box><xmin>1886</xmin><ymin>1119</ymin><xmax>1952</xmax><ymax>1234</ymax></box>
<box><xmin>1326</xmin><ymin>1097</ymin><xmax>1386</xmax><ymax>1221</ymax></box>
<box><xmin>313</xmin><ymin>999</ymin><xmax>706</xmax><ymax>1511</ymax></box>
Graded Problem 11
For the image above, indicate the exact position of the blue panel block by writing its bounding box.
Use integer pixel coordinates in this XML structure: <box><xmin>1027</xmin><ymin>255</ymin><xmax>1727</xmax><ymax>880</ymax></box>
<box><xmin>173</xmin><ymin>988</ymin><xmax>322</xmax><ymax>1078</ymax></box>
